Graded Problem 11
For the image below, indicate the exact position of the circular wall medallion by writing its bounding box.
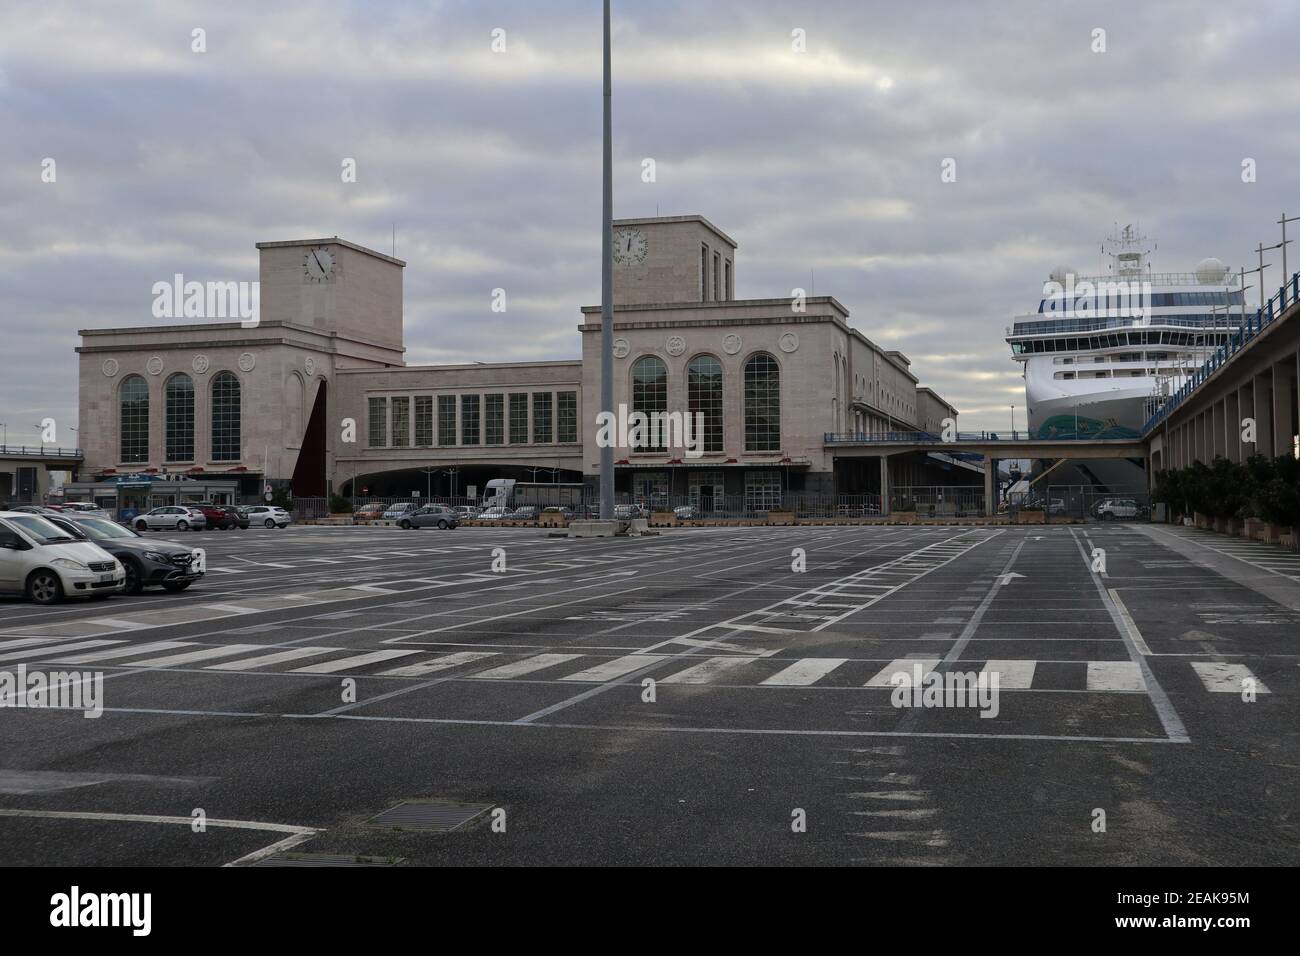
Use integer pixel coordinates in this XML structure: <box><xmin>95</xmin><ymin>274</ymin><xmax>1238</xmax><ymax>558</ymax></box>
<box><xmin>238</xmin><ymin>352</ymin><xmax>256</xmax><ymax>372</ymax></box>
<box><xmin>722</xmin><ymin>333</ymin><xmax>742</xmax><ymax>355</ymax></box>
<box><xmin>304</xmin><ymin>356</ymin><xmax>317</xmax><ymax>377</ymax></box>
<box><xmin>101</xmin><ymin>358</ymin><xmax>119</xmax><ymax>377</ymax></box>
<box><xmin>779</xmin><ymin>332</ymin><xmax>800</xmax><ymax>353</ymax></box>
<box><xmin>146</xmin><ymin>356</ymin><xmax>164</xmax><ymax>376</ymax></box>
<box><xmin>666</xmin><ymin>335</ymin><xmax>687</xmax><ymax>357</ymax></box>
<box><xmin>612</xmin><ymin>338</ymin><xmax>630</xmax><ymax>359</ymax></box>
<box><xmin>192</xmin><ymin>355</ymin><xmax>209</xmax><ymax>374</ymax></box>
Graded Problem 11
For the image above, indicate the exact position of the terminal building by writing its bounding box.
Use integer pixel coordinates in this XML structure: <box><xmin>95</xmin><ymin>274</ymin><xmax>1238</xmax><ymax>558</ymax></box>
<box><xmin>73</xmin><ymin>215</ymin><xmax>974</xmax><ymax>509</ymax></box>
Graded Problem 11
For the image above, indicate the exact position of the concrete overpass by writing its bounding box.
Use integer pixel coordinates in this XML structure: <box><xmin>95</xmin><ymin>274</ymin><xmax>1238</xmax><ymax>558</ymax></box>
<box><xmin>0</xmin><ymin>445</ymin><xmax>84</xmax><ymax>504</ymax></box>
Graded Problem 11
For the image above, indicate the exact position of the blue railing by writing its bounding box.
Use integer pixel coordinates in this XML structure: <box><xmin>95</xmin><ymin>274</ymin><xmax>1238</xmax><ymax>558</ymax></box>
<box><xmin>1141</xmin><ymin>272</ymin><xmax>1300</xmax><ymax>434</ymax></box>
<box><xmin>0</xmin><ymin>445</ymin><xmax>84</xmax><ymax>459</ymax></box>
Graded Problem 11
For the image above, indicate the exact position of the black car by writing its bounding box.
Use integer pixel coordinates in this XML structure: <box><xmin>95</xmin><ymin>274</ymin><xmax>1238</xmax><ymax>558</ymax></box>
<box><xmin>45</xmin><ymin>514</ymin><xmax>204</xmax><ymax>594</ymax></box>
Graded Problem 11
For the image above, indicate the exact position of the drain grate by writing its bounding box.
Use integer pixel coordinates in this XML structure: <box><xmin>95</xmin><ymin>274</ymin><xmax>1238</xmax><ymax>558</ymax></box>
<box><xmin>254</xmin><ymin>853</ymin><xmax>406</xmax><ymax>867</ymax></box>
<box><xmin>364</xmin><ymin>800</ymin><xmax>493</xmax><ymax>832</ymax></box>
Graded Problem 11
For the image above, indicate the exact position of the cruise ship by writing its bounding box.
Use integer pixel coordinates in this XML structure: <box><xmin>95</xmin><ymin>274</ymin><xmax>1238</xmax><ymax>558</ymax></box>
<box><xmin>1007</xmin><ymin>226</ymin><xmax>1245</xmax><ymax>443</ymax></box>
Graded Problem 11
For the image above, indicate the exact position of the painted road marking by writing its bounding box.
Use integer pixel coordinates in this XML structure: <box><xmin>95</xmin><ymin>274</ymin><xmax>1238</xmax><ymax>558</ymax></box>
<box><xmin>377</xmin><ymin>651</ymin><xmax>498</xmax><ymax>678</ymax></box>
<box><xmin>45</xmin><ymin>641</ymin><xmax>195</xmax><ymax>664</ymax></box>
<box><xmin>661</xmin><ymin>656</ymin><xmax>753</xmax><ymax>684</ymax></box>
<box><xmin>1190</xmin><ymin>661</ymin><xmax>1271</xmax><ymax>694</ymax></box>
<box><xmin>293</xmin><ymin>650</ymin><xmax>422</xmax><ymax>674</ymax></box>
<box><xmin>866</xmin><ymin>658</ymin><xmax>939</xmax><ymax>687</ymax></box>
<box><xmin>559</xmin><ymin>654</ymin><xmax>669</xmax><ymax>682</ymax></box>
<box><xmin>1086</xmin><ymin>660</ymin><xmax>1146</xmax><ymax>692</ymax></box>
<box><xmin>982</xmin><ymin>659</ymin><xmax>1037</xmax><ymax>689</ymax></box>
<box><xmin>761</xmin><ymin>657</ymin><xmax>848</xmax><ymax>686</ymax></box>
<box><xmin>0</xmin><ymin>640</ymin><xmax>120</xmax><ymax>663</ymax></box>
<box><xmin>469</xmin><ymin>653</ymin><xmax>585</xmax><ymax>680</ymax></box>
<box><xmin>207</xmin><ymin>647</ymin><xmax>339</xmax><ymax>671</ymax></box>
<box><xmin>128</xmin><ymin>644</ymin><xmax>268</xmax><ymax>668</ymax></box>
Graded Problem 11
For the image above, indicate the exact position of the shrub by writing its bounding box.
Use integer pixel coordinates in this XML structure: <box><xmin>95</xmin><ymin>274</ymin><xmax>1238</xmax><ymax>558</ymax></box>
<box><xmin>329</xmin><ymin>493</ymin><xmax>353</xmax><ymax>514</ymax></box>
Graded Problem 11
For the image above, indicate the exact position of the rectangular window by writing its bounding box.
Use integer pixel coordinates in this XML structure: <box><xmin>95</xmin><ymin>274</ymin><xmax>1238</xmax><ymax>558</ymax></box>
<box><xmin>557</xmin><ymin>391</ymin><xmax>578</xmax><ymax>443</ymax></box>
<box><xmin>745</xmin><ymin>471</ymin><xmax>782</xmax><ymax>511</ymax></box>
<box><xmin>701</xmin><ymin>244</ymin><xmax>709</xmax><ymax>300</ymax></box>
<box><xmin>485</xmin><ymin>393</ymin><xmax>504</xmax><ymax>445</ymax></box>
<box><xmin>533</xmin><ymin>392</ymin><xmax>553</xmax><ymax>444</ymax></box>
<box><xmin>461</xmin><ymin>394</ymin><xmax>481</xmax><ymax>446</ymax></box>
<box><xmin>414</xmin><ymin>396</ymin><xmax>433</xmax><ymax>446</ymax></box>
<box><xmin>509</xmin><ymin>393</ymin><xmax>529</xmax><ymax>443</ymax></box>
<box><xmin>368</xmin><ymin>397</ymin><xmax>387</xmax><ymax>448</ymax></box>
<box><xmin>390</xmin><ymin>396</ymin><xmax>410</xmax><ymax>447</ymax></box>
<box><xmin>438</xmin><ymin>395</ymin><xmax>456</xmax><ymax>446</ymax></box>
<box><xmin>713</xmin><ymin>251</ymin><xmax>720</xmax><ymax>301</ymax></box>
<box><xmin>724</xmin><ymin>259</ymin><xmax>732</xmax><ymax>301</ymax></box>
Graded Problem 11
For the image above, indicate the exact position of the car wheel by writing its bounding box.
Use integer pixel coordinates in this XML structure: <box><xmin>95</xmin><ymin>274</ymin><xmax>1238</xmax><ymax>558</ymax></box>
<box><xmin>162</xmin><ymin>580</ymin><xmax>193</xmax><ymax>592</ymax></box>
<box><xmin>122</xmin><ymin>559</ymin><xmax>144</xmax><ymax>595</ymax></box>
<box><xmin>135</xmin><ymin>520</ymin><xmax>148</xmax><ymax>532</ymax></box>
<box><xmin>177</xmin><ymin>520</ymin><xmax>189</xmax><ymax>531</ymax></box>
<box><xmin>437</xmin><ymin>520</ymin><xmax>448</xmax><ymax>530</ymax></box>
<box><xmin>26</xmin><ymin>570</ymin><xmax>64</xmax><ymax>605</ymax></box>
<box><xmin>1101</xmin><ymin>512</ymin><xmax>1113</xmax><ymax>521</ymax></box>
<box><xmin>264</xmin><ymin>518</ymin><xmax>275</xmax><ymax>529</ymax></box>
<box><xmin>399</xmin><ymin>519</ymin><xmax>412</xmax><ymax>529</ymax></box>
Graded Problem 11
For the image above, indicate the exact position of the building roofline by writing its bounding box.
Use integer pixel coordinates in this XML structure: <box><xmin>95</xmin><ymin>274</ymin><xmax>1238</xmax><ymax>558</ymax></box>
<box><xmin>335</xmin><ymin>359</ymin><xmax>581</xmax><ymax>374</ymax></box>
<box><xmin>580</xmin><ymin>295</ymin><xmax>849</xmax><ymax>317</ymax></box>
<box><xmin>255</xmin><ymin>237</ymin><xmax>406</xmax><ymax>267</ymax></box>
<box><xmin>611</xmin><ymin>214</ymin><xmax>738</xmax><ymax>248</ymax></box>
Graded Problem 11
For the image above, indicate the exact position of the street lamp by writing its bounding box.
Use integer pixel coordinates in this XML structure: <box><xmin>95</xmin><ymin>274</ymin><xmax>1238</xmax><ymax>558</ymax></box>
<box><xmin>1010</xmin><ymin>404</ymin><xmax>1016</xmax><ymax>437</ymax></box>
<box><xmin>1278</xmin><ymin>213</ymin><xmax>1299</xmax><ymax>302</ymax></box>
<box><xmin>1256</xmin><ymin>241</ymin><xmax>1283</xmax><ymax>305</ymax></box>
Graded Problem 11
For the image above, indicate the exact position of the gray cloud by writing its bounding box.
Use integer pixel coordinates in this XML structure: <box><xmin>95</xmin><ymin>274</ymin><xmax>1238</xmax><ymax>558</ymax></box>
<box><xmin>2</xmin><ymin>0</ymin><xmax>1298</xmax><ymax>442</ymax></box>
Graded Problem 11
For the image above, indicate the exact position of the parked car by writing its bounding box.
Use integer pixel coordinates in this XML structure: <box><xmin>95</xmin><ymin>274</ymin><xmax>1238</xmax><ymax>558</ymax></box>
<box><xmin>399</xmin><ymin>504</ymin><xmax>460</xmax><ymax>530</ymax></box>
<box><xmin>382</xmin><ymin>502</ymin><xmax>419</xmax><ymax>520</ymax></box>
<box><xmin>188</xmin><ymin>502</ymin><xmax>234</xmax><ymax>530</ymax></box>
<box><xmin>509</xmin><ymin>506</ymin><xmax>539</xmax><ymax>521</ymax></box>
<box><xmin>45</xmin><ymin>514</ymin><xmax>203</xmax><ymax>594</ymax></box>
<box><xmin>244</xmin><ymin>505</ymin><xmax>292</xmax><ymax>528</ymax></box>
<box><xmin>0</xmin><ymin>511</ymin><xmax>125</xmax><ymax>604</ymax></box>
<box><xmin>477</xmin><ymin>507</ymin><xmax>514</xmax><ymax>521</ymax></box>
<box><xmin>58</xmin><ymin>502</ymin><xmax>110</xmax><ymax>518</ymax></box>
<box><xmin>542</xmin><ymin>506</ymin><xmax>574</xmax><ymax>519</ymax></box>
<box><xmin>9</xmin><ymin>504</ymin><xmax>61</xmax><ymax>515</ymax></box>
<box><xmin>1095</xmin><ymin>498</ymin><xmax>1139</xmax><ymax>520</ymax></box>
<box><xmin>134</xmin><ymin>506</ymin><xmax>207</xmax><ymax>532</ymax></box>
<box><xmin>353</xmin><ymin>503</ymin><xmax>387</xmax><ymax>524</ymax></box>
<box><xmin>452</xmin><ymin>505</ymin><xmax>482</xmax><ymax>521</ymax></box>
<box><xmin>614</xmin><ymin>504</ymin><xmax>648</xmax><ymax>520</ymax></box>
<box><xmin>674</xmin><ymin>505</ymin><xmax>699</xmax><ymax>520</ymax></box>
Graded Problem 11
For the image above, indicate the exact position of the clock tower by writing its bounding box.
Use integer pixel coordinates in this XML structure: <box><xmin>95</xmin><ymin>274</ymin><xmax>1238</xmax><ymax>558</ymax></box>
<box><xmin>611</xmin><ymin>215</ymin><xmax>737</xmax><ymax>306</ymax></box>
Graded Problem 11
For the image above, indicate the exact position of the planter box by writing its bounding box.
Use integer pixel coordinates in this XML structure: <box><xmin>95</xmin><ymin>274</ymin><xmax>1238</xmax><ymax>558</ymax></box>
<box><xmin>766</xmin><ymin>510</ymin><xmax>796</xmax><ymax>526</ymax></box>
<box><xmin>650</xmin><ymin>511</ymin><xmax>678</xmax><ymax>527</ymax></box>
<box><xmin>1015</xmin><ymin>509</ymin><xmax>1046</xmax><ymax>524</ymax></box>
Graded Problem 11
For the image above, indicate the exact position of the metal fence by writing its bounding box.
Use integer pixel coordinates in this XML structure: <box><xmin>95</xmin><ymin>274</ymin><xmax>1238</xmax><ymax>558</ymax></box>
<box><xmin>890</xmin><ymin>485</ymin><xmax>985</xmax><ymax>517</ymax></box>
<box><xmin>1005</xmin><ymin>485</ymin><xmax>1151</xmax><ymax>521</ymax></box>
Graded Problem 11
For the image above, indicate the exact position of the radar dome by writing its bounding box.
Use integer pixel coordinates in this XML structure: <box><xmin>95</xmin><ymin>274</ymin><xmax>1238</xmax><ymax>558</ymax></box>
<box><xmin>1195</xmin><ymin>257</ymin><xmax>1229</xmax><ymax>283</ymax></box>
<box><xmin>1048</xmin><ymin>265</ymin><xmax>1076</xmax><ymax>284</ymax></box>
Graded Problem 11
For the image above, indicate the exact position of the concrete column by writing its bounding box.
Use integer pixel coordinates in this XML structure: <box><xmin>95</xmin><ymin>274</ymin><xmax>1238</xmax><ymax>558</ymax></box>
<box><xmin>1255</xmin><ymin>373</ymin><xmax>1274</xmax><ymax>456</ymax></box>
<box><xmin>1275</xmin><ymin>363</ymin><xmax>1294</xmax><ymax>457</ymax></box>
<box><xmin>879</xmin><ymin>454</ymin><xmax>891</xmax><ymax>517</ymax></box>
<box><xmin>983</xmin><ymin>455</ymin><xmax>995</xmax><ymax>517</ymax></box>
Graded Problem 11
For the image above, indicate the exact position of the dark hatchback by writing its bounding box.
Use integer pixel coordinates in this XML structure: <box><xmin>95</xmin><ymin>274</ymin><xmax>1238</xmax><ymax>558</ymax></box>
<box><xmin>46</xmin><ymin>514</ymin><xmax>204</xmax><ymax>594</ymax></box>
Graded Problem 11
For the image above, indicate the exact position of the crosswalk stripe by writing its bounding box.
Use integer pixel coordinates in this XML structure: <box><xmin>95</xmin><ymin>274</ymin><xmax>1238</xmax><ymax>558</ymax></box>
<box><xmin>206</xmin><ymin>647</ymin><xmax>339</xmax><ymax>671</ymax></box>
<box><xmin>0</xmin><ymin>640</ymin><xmax>120</xmax><ymax>663</ymax></box>
<box><xmin>761</xmin><ymin>658</ymin><xmax>847</xmax><ymax>686</ymax></box>
<box><xmin>469</xmin><ymin>653</ymin><xmax>584</xmax><ymax>680</ymax></box>
<box><xmin>1086</xmin><ymin>660</ymin><xmax>1146</xmax><ymax>691</ymax></box>
<box><xmin>1190</xmin><ymin>662</ymin><xmax>1271</xmax><ymax>694</ymax></box>
<box><xmin>46</xmin><ymin>641</ymin><xmax>195</xmax><ymax>664</ymax></box>
<box><xmin>982</xmin><ymin>660</ymin><xmax>1037</xmax><ymax>689</ymax></box>
<box><xmin>866</xmin><ymin>658</ymin><xmax>940</xmax><ymax>687</ymax></box>
<box><xmin>559</xmin><ymin>654</ymin><xmax>668</xmax><ymax>682</ymax></box>
<box><xmin>292</xmin><ymin>649</ymin><xmax>422</xmax><ymax>674</ymax></box>
<box><xmin>0</xmin><ymin>638</ymin><xmax>69</xmax><ymax>652</ymax></box>
<box><xmin>661</xmin><ymin>656</ymin><xmax>754</xmax><ymax>684</ymax></box>
<box><xmin>377</xmin><ymin>651</ymin><xmax>498</xmax><ymax>678</ymax></box>
<box><xmin>128</xmin><ymin>644</ymin><xmax>268</xmax><ymax>668</ymax></box>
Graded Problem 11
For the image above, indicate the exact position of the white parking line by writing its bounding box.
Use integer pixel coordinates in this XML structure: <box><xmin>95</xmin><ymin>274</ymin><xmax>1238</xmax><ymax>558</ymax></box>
<box><xmin>982</xmin><ymin>659</ymin><xmax>1037</xmax><ymax>688</ymax></box>
<box><xmin>761</xmin><ymin>657</ymin><xmax>847</xmax><ymax>686</ymax></box>
<box><xmin>292</xmin><ymin>649</ymin><xmax>422</xmax><ymax>674</ymax></box>
<box><xmin>661</xmin><ymin>656</ymin><xmax>753</xmax><ymax>684</ymax></box>
<box><xmin>128</xmin><ymin>644</ymin><xmax>268</xmax><ymax>668</ymax></box>
<box><xmin>1085</xmin><ymin>660</ymin><xmax>1146</xmax><ymax>692</ymax></box>
<box><xmin>559</xmin><ymin>654</ymin><xmax>669</xmax><ymax>682</ymax></box>
<box><xmin>866</xmin><ymin>658</ymin><xmax>939</xmax><ymax>687</ymax></box>
<box><xmin>376</xmin><ymin>651</ymin><xmax>498</xmax><ymax>678</ymax></box>
<box><xmin>46</xmin><ymin>641</ymin><xmax>195</xmax><ymax>664</ymax></box>
<box><xmin>207</xmin><ymin>647</ymin><xmax>339</xmax><ymax>671</ymax></box>
<box><xmin>469</xmin><ymin>653</ymin><xmax>585</xmax><ymax>680</ymax></box>
<box><xmin>0</xmin><ymin>640</ymin><xmax>119</xmax><ymax>663</ymax></box>
<box><xmin>1190</xmin><ymin>661</ymin><xmax>1271</xmax><ymax>694</ymax></box>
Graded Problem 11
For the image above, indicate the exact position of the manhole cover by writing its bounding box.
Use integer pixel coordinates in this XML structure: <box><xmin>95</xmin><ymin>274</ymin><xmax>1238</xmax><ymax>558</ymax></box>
<box><xmin>254</xmin><ymin>853</ymin><xmax>406</xmax><ymax>867</ymax></box>
<box><xmin>364</xmin><ymin>800</ymin><xmax>493</xmax><ymax>832</ymax></box>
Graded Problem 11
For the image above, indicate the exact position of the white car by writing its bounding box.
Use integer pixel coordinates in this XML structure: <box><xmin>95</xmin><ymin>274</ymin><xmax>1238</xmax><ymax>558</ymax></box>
<box><xmin>0</xmin><ymin>512</ymin><xmax>125</xmax><ymax>604</ymax></box>
<box><xmin>60</xmin><ymin>502</ymin><xmax>110</xmax><ymax>518</ymax></box>
<box><xmin>134</xmin><ymin>506</ymin><xmax>207</xmax><ymax>532</ymax></box>
<box><xmin>244</xmin><ymin>505</ymin><xmax>293</xmax><ymax>528</ymax></box>
<box><xmin>1095</xmin><ymin>498</ymin><xmax>1139</xmax><ymax>520</ymax></box>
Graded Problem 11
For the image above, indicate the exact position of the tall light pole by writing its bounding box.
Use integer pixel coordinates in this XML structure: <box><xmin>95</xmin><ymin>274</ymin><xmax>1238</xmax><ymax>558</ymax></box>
<box><xmin>1009</xmin><ymin>403</ymin><xmax>1016</xmax><ymax>436</ymax></box>
<box><xmin>1256</xmin><ymin>241</ymin><xmax>1282</xmax><ymax>305</ymax></box>
<box><xmin>598</xmin><ymin>0</ymin><xmax>615</xmax><ymax>520</ymax></box>
<box><xmin>1278</xmin><ymin>213</ymin><xmax>1299</xmax><ymax>301</ymax></box>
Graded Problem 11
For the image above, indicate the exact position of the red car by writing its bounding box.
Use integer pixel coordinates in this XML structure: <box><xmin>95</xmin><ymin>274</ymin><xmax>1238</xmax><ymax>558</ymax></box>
<box><xmin>192</xmin><ymin>503</ymin><xmax>245</xmax><ymax>530</ymax></box>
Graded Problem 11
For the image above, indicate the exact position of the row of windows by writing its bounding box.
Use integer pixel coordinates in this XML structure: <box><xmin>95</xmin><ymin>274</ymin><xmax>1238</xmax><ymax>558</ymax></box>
<box><xmin>1011</xmin><ymin>330</ymin><xmax>1232</xmax><ymax>355</ymax></box>
<box><xmin>701</xmin><ymin>243</ymin><xmax>733</xmax><ymax>302</ymax></box>
<box><xmin>628</xmin><ymin>352</ymin><xmax>781</xmax><ymax>453</ymax></box>
<box><xmin>1038</xmin><ymin>291</ymin><xmax>1244</xmax><ymax>313</ymax></box>
<box><xmin>118</xmin><ymin>373</ymin><xmax>242</xmax><ymax>464</ymax></box>
<box><xmin>369</xmin><ymin>391</ymin><xmax>578</xmax><ymax>448</ymax></box>
<box><xmin>1014</xmin><ymin>312</ymin><xmax>1247</xmax><ymax>336</ymax></box>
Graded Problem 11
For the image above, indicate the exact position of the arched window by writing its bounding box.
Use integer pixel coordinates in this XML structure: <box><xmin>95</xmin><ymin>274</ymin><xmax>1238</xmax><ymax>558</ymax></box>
<box><xmin>211</xmin><ymin>372</ymin><xmax>241</xmax><ymax>462</ymax></box>
<box><xmin>744</xmin><ymin>353</ymin><xmax>781</xmax><ymax>451</ymax></box>
<box><xmin>630</xmin><ymin>355</ymin><xmax>667</xmax><ymax>451</ymax></box>
<box><xmin>687</xmin><ymin>354</ymin><xmax>723</xmax><ymax>453</ymax></box>
<box><xmin>164</xmin><ymin>373</ymin><xmax>195</xmax><ymax>462</ymax></box>
<box><xmin>119</xmin><ymin>375</ymin><xmax>149</xmax><ymax>464</ymax></box>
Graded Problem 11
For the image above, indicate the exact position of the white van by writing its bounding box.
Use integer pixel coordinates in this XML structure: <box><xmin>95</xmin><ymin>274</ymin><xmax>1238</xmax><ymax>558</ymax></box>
<box><xmin>0</xmin><ymin>512</ymin><xmax>125</xmax><ymax>604</ymax></box>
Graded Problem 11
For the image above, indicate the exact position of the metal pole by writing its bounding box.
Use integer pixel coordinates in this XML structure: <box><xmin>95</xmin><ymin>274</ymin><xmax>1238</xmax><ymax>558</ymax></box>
<box><xmin>598</xmin><ymin>0</ymin><xmax>615</xmax><ymax>520</ymax></box>
<box><xmin>1278</xmin><ymin>213</ymin><xmax>1299</xmax><ymax>303</ymax></box>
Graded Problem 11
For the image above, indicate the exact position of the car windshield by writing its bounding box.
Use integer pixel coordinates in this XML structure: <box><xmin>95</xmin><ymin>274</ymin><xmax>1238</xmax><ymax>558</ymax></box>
<box><xmin>7</xmin><ymin>514</ymin><xmax>76</xmax><ymax>544</ymax></box>
<box><xmin>74</xmin><ymin>517</ymin><xmax>138</xmax><ymax>540</ymax></box>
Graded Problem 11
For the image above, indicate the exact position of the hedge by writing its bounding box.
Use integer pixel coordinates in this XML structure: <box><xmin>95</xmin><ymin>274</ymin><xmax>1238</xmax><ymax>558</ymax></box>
<box><xmin>1153</xmin><ymin>454</ymin><xmax>1300</xmax><ymax>525</ymax></box>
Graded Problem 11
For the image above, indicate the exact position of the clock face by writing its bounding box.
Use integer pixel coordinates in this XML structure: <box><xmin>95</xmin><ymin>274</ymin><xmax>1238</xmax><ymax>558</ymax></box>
<box><xmin>612</xmin><ymin>227</ymin><xmax>648</xmax><ymax>266</ymax></box>
<box><xmin>303</xmin><ymin>247</ymin><xmax>336</xmax><ymax>283</ymax></box>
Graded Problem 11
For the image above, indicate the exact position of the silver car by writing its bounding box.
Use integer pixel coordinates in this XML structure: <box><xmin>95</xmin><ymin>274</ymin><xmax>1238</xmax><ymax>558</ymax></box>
<box><xmin>399</xmin><ymin>505</ymin><xmax>459</xmax><ymax>530</ymax></box>
<box><xmin>134</xmin><ymin>506</ymin><xmax>207</xmax><ymax>532</ymax></box>
<box><xmin>244</xmin><ymin>505</ymin><xmax>293</xmax><ymax>529</ymax></box>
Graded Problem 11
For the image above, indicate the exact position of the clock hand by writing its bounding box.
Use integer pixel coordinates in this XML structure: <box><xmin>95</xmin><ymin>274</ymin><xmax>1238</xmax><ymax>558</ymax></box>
<box><xmin>312</xmin><ymin>251</ymin><xmax>325</xmax><ymax>273</ymax></box>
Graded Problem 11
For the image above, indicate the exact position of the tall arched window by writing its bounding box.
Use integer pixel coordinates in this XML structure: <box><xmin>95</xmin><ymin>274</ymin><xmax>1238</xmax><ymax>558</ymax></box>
<box><xmin>211</xmin><ymin>372</ymin><xmax>241</xmax><ymax>462</ymax></box>
<box><xmin>165</xmin><ymin>373</ymin><xmax>195</xmax><ymax>462</ymax></box>
<box><xmin>119</xmin><ymin>375</ymin><xmax>149</xmax><ymax>464</ymax></box>
<box><xmin>687</xmin><ymin>354</ymin><xmax>723</xmax><ymax>453</ymax></box>
<box><xmin>744</xmin><ymin>353</ymin><xmax>781</xmax><ymax>451</ymax></box>
<box><xmin>631</xmin><ymin>355</ymin><xmax>667</xmax><ymax>451</ymax></box>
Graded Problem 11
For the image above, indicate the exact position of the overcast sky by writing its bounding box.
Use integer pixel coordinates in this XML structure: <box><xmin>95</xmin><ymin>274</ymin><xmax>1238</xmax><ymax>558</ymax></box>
<box><xmin>3</xmin><ymin>0</ymin><xmax>1299</xmax><ymax>442</ymax></box>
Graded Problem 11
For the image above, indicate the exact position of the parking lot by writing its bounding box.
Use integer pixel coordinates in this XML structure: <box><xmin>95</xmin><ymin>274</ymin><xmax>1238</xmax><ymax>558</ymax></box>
<box><xmin>0</xmin><ymin>522</ymin><xmax>1296</xmax><ymax>865</ymax></box>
